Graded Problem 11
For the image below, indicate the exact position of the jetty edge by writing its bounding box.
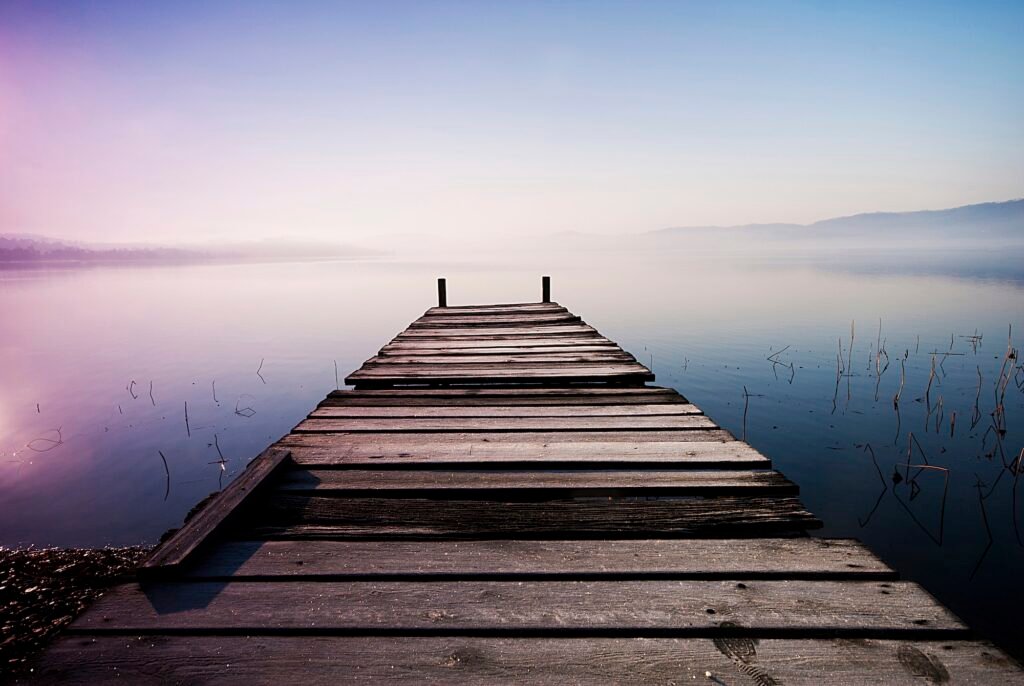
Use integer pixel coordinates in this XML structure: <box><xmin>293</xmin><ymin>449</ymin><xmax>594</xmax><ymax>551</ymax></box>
<box><xmin>32</xmin><ymin>278</ymin><xmax>1023</xmax><ymax>683</ymax></box>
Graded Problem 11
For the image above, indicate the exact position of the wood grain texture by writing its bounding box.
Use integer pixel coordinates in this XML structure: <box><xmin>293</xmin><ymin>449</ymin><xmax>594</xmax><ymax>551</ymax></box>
<box><xmin>250</xmin><ymin>495</ymin><xmax>821</xmax><ymax>537</ymax></box>
<box><xmin>424</xmin><ymin>305</ymin><xmax>568</xmax><ymax>314</ymax></box>
<box><xmin>310</xmin><ymin>403</ymin><xmax>702</xmax><ymax>418</ymax></box>
<box><xmin>294</xmin><ymin>415</ymin><xmax>715</xmax><ymax>433</ymax></box>
<box><xmin>363</xmin><ymin>353</ymin><xmax>637</xmax><ymax>364</ymax></box>
<box><xmin>410</xmin><ymin>314</ymin><xmax>581</xmax><ymax>326</ymax></box>
<box><xmin>327</xmin><ymin>386</ymin><xmax>682</xmax><ymax>398</ymax></box>
<box><xmin>274</xmin><ymin>468</ymin><xmax>796</xmax><ymax>497</ymax></box>
<box><xmin>141</xmin><ymin>448</ymin><xmax>291</xmax><ymax>573</ymax></box>
<box><xmin>35</xmin><ymin>636</ymin><xmax>1021</xmax><ymax>684</ymax></box>
<box><xmin>379</xmin><ymin>344</ymin><xmax>621</xmax><ymax>356</ymax></box>
<box><xmin>182</xmin><ymin>538</ymin><xmax>895</xmax><ymax>579</ymax></box>
<box><xmin>396</xmin><ymin>325</ymin><xmax>598</xmax><ymax>336</ymax></box>
<box><xmin>383</xmin><ymin>337</ymin><xmax>618</xmax><ymax>349</ymax></box>
<box><xmin>279</xmin><ymin>436</ymin><xmax>767</xmax><ymax>468</ymax></box>
<box><xmin>70</xmin><ymin>579</ymin><xmax>962</xmax><ymax>634</ymax></box>
<box><xmin>346</xmin><ymin>366</ymin><xmax>655</xmax><ymax>385</ymax></box>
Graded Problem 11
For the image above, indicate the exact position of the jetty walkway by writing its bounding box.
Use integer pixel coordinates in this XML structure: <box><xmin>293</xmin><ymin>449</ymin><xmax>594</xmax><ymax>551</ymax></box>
<box><xmin>36</xmin><ymin>279</ymin><xmax>1022</xmax><ymax>682</ymax></box>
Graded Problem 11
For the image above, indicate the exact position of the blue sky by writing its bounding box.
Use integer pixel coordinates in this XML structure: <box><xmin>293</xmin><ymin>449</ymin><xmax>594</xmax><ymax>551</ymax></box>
<box><xmin>1</xmin><ymin>1</ymin><xmax>1021</xmax><ymax>243</ymax></box>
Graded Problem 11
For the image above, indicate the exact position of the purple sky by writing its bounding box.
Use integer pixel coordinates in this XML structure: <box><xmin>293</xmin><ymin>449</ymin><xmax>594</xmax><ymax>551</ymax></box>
<box><xmin>1</xmin><ymin>1</ymin><xmax>1021</xmax><ymax>245</ymax></box>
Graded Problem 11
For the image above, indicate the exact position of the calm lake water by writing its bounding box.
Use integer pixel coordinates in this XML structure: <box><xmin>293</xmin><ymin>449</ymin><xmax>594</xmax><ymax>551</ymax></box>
<box><xmin>2</xmin><ymin>252</ymin><xmax>1023</xmax><ymax>655</ymax></box>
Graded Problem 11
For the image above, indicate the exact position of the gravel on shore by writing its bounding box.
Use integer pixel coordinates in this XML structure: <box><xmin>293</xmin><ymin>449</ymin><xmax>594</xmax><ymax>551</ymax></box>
<box><xmin>1</xmin><ymin>546</ymin><xmax>150</xmax><ymax>679</ymax></box>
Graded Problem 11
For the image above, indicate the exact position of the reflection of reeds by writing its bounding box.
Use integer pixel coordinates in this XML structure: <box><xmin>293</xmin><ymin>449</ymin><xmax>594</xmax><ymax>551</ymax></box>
<box><xmin>893</xmin><ymin>357</ymin><xmax>906</xmax><ymax>408</ymax></box>
<box><xmin>741</xmin><ymin>386</ymin><xmax>765</xmax><ymax>441</ymax></box>
<box><xmin>184</xmin><ymin>401</ymin><xmax>191</xmax><ymax>438</ymax></box>
<box><xmin>158</xmin><ymin>450</ymin><xmax>170</xmax><ymax>501</ymax></box>
<box><xmin>27</xmin><ymin>427</ymin><xmax>63</xmax><ymax>452</ymax></box>
<box><xmin>256</xmin><ymin>358</ymin><xmax>266</xmax><ymax>384</ymax></box>
<box><xmin>858</xmin><ymin>443</ymin><xmax>887</xmax><ymax>528</ymax></box>
<box><xmin>149</xmin><ymin>380</ymin><xmax>155</xmax><ymax>406</ymax></box>
<box><xmin>766</xmin><ymin>345</ymin><xmax>795</xmax><ymax>383</ymax></box>
<box><xmin>971</xmin><ymin>366</ymin><xmax>983</xmax><ymax>429</ymax></box>
<box><xmin>923</xmin><ymin>354</ymin><xmax>937</xmax><ymax>409</ymax></box>
<box><xmin>970</xmin><ymin>475</ymin><xmax>994</xmax><ymax>579</ymax></box>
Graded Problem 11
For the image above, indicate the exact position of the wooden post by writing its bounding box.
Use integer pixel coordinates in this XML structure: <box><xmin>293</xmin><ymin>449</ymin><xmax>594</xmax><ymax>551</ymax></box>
<box><xmin>437</xmin><ymin>278</ymin><xmax>447</xmax><ymax>307</ymax></box>
<box><xmin>542</xmin><ymin>276</ymin><xmax>551</xmax><ymax>303</ymax></box>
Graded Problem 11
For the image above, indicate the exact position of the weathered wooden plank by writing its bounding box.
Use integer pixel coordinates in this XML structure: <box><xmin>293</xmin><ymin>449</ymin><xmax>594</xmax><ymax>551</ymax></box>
<box><xmin>35</xmin><ymin>636</ymin><xmax>1021</xmax><ymax>684</ymax></box>
<box><xmin>364</xmin><ymin>353</ymin><xmax>637</xmax><ymax>365</ymax></box>
<box><xmin>274</xmin><ymin>469</ymin><xmax>797</xmax><ymax>497</ymax></box>
<box><xmin>384</xmin><ymin>337</ymin><xmax>618</xmax><ymax>349</ymax></box>
<box><xmin>396</xmin><ymin>325</ymin><xmax>598</xmax><ymax>337</ymax></box>
<box><xmin>279</xmin><ymin>436</ymin><xmax>766</xmax><ymax>468</ymax></box>
<box><xmin>322</xmin><ymin>395</ymin><xmax>687</xmax><ymax>407</ymax></box>
<box><xmin>310</xmin><ymin>404</ymin><xmax>701</xmax><ymax>418</ymax></box>
<box><xmin>380</xmin><ymin>345</ymin><xmax>623</xmax><ymax>356</ymax></box>
<box><xmin>327</xmin><ymin>386</ymin><xmax>683</xmax><ymax>399</ymax></box>
<box><xmin>426</xmin><ymin>302</ymin><xmax>566</xmax><ymax>314</ymax></box>
<box><xmin>182</xmin><ymin>538</ymin><xmax>895</xmax><ymax>579</ymax></box>
<box><xmin>410</xmin><ymin>314</ymin><xmax>581</xmax><ymax>326</ymax></box>
<box><xmin>251</xmin><ymin>495</ymin><xmax>820</xmax><ymax>537</ymax></box>
<box><xmin>351</xmin><ymin>362</ymin><xmax>650</xmax><ymax>373</ymax></box>
<box><xmin>321</xmin><ymin>387</ymin><xmax>687</xmax><ymax>406</ymax></box>
<box><xmin>346</xmin><ymin>367</ymin><xmax>655</xmax><ymax>384</ymax></box>
<box><xmin>293</xmin><ymin>415</ymin><xmax>715</xmax><ymax>433</ymax></box>
<box><xmin>140</xmin><ymin>448</ymin><xmax>291</xmax><ymax>574</ymax></box>
<box><xmin>70</xmin><ymin>580</ymin><xmax>960</xmax><ymax>633</ymax></box>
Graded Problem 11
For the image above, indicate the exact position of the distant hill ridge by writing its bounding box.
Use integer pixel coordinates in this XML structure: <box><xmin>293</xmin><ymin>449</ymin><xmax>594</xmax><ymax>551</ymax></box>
<box><xmin>0</xmin><ymin>235</ymin><xmax>382</xmax><ymax>264</ymax></box>
<box><xmin>651</xmin><ymin>198</ymin><xmax>1024</xmax><ymax>236</ymax></box>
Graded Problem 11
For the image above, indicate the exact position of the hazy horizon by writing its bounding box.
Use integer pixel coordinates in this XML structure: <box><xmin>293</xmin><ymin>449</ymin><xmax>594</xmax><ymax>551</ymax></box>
<box><xmin>2</xmin><ymin>1</ymin><xmax>1022</xmax><ymax>245</ymax></box>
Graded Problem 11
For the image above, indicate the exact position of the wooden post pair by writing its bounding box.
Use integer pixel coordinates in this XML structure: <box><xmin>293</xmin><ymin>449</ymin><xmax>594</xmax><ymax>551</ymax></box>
<box><xmin>436</xmin><ymin>276</ymin><xmax>551</xmax><ymax>307</ymax></box>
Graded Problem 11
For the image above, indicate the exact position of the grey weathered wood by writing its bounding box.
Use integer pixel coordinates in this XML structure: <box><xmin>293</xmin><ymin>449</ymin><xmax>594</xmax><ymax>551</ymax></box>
<box><xmin>411</xmin><ymin>313</ymin><xmax>580</xmax><ymax>326</ymax></box>
<box><xmin>321</xmin><ymin>395</ymin><xmax>686</xmax><ymax>407</ymax></box>
<box><xmin>351</xmin><ymin>362</ymin><xmax>648</xmax><ymax>373</ymax></box>
<box><xmin>426</xmin><ymin>302</ymin><xmax>565</xmax><ymax>314</ymax></box>
<box><xmin>310</xmin><ymin>404</ymin><xmax>701</xmax><ymax>418</ymax></box>
<box><xmin>278</xmin><ymin>435</ymin><xmax>767</xmax><ymax>468</ymax></box>
<box><xmin>70</xmin><ymin>580</ymin><xmax>961</xmax><ymax>633</ymax></box>
<box><xmin>274</xmin><ymin>469</ymin><xmax>797</xmax><ymax>497</ymax></box>
<box><xmin>380</xmin><ymin>344</ymin><xmax>622</xmax><ymax>356</ymax></box>
<box><xmin>327</xmin><ymin>387</ymin><xmax>679</xmax><ymax>403</ymax></box>
<box><xmin>182</xmin><ymin>538</ymin><xmax>895</xmax><ymax>579</ymax></box>
<box><xmin>252</xmin><ymin>495</ymin><xmax>821</xmax><ymax>537</ymax></box>
<box><xmin>396</xmin><ymin>324</ymin><xmax>598</xmax><ymax>337</ymax></box>
<box><xmin>384</xmin><ymin>337</ymin><xmax>617</xmax><ymax>349</ymax></box>
<box><xmin>140</xmin><ymin>448</ymin><xmax>291</xmax><ymax>573</ymax></box>
<box><xmin>293</xmin><ymin>415</ymin><xmax>715</xmax><ymax>433</ymax></box>
<box><xmin>327</xmin><ymin>386</ymin><xmax>682</xmax><ymax>399</ymax></box>
<box><xmin>35</xmin><ymin>636</ymin><xmax>1021</xmax><ymax>684</ymax></box>
<box><xmin>364</xmin><ymin>353</ymin><xmax>636</xmax><ymax>365</ymax></box>
<box><xmin>346</xmin><ymin>366</ymin><xmax>655</xmax><ymax>385</ymax></box>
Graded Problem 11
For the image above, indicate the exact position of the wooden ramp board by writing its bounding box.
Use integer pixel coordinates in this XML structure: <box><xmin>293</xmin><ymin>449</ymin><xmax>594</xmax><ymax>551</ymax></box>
<box><xmin>347</xmin><ymin>303</ymin><xmax>652</xmax><ymax>386</ymax></box>
<box><xmin>179</xmin><ymin>538</ymin><xmax>897</xmax><ymax>580</ymax></box>
<box><xmin>70</xmin><ymin>579</ymin><xmax>964</xmax><ymax>634</ymax></box>
<box><xmin>35</xmin><ymin>636</ymin><xmax>1022</xmax><ymax>685</ymax></box>
<box><xmin>35</xmin><ymin>295</ymin><xmax>1024</xmax><ymax>682</ymax></box>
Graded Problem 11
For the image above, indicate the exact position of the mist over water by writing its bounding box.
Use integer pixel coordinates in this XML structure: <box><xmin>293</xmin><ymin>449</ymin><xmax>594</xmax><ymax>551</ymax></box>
<box><xmin>1</xmin><ymin>247</ymin><xmax>1023</xmax><ymax>654</ymax></box>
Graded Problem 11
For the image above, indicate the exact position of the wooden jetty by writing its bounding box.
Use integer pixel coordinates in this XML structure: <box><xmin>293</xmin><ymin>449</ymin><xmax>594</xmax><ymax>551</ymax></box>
<box><xmin>35</xmin><ymin>279</ymin><xmax>1023</xmax><ymax>683</ymax></box>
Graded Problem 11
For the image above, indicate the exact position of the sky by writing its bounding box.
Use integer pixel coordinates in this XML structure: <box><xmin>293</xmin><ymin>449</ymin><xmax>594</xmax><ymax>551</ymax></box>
<box><xmin>1</xmin><ymin>0</ymin><xmax>1022</xmax><ymax>246</ymax></box>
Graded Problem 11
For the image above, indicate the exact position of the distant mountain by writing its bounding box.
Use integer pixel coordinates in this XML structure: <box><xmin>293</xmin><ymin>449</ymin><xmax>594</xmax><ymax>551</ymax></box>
<box><xmin>0</xmin><ymin>235</ymin><xmax>383</xmax><ymax>265</ymax></box>
<box><xmin>649</xmin><ymin>199</ymin><xmax>1024</xmax><ymax>240</ymax></box>
<box><xmin>0</xmin><ymin>235</ymin><xmax>199</xmax><ymax>263</ymax></box>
